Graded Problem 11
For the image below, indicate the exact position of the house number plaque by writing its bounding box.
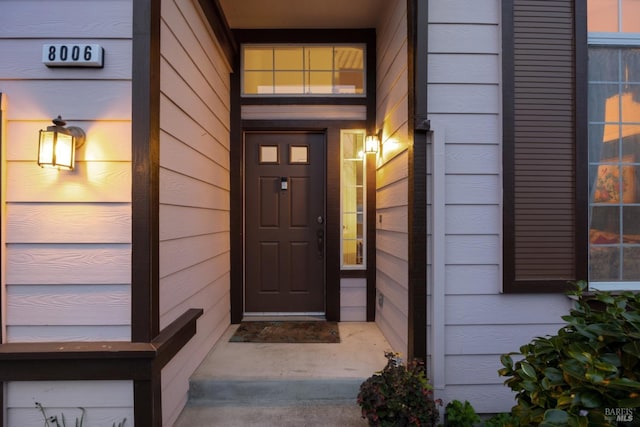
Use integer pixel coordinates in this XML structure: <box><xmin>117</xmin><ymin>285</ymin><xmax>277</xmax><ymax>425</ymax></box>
<box><xmin>42</xmin><ymin>44</ymin><xmax>104</xmax><ymax>68</ymax></box>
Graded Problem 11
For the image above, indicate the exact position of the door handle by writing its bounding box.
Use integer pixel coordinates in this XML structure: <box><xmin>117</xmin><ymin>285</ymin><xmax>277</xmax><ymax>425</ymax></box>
<box><xmin>316</xmin><ymin>229</ymin><xmax>324</xmax><ymax>258</ymax></box>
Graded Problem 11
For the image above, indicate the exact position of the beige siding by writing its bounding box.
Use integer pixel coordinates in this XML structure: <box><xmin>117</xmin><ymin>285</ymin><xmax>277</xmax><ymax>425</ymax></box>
<box><xmin>427</xmin><ymin>0</ymin><xmax>573</xmax><ymax>414</ymax></box>
<box><xmin>375</xmin><ymin>0</ymin><xmax>410</xmax><ymax>354</ymax></box>
<box><xmin>0</xmin><ymin>0</ymin><xmax>134</xmax><ymax>424</ymax></box>
<box><xmin>159</xmin><ymin>0</ymin><xmax>232</xmax><ymax>424</ymax></box>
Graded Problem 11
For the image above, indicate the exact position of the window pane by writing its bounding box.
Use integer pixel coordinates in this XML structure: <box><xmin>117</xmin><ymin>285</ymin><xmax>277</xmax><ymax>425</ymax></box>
<box><xmin>589</xmin><ymin>48</ymin><xmax>619</xmax><ymax>82</ymax></box>
<box><xmin>244</xmin><ymin>71</ymin><xmax>273</xmax><ymax>94</ymax></box>
<box><xmin>335</xmin><ymin>46</ymin><xmax>364</xmax><ymax>70</ymax></box>
<box><xmin>244</xmin><ymin>47</ymin><xmax>273</xmax><ymax>70</ymax></box>
<box><xmin>589</xmin><ymin>44</ymin><xmax>640</xmax><ymax>284</ymax></box>
<box><xmin>341</xmin><ymin>130</ymin><xmax>366</xmax><ymax>269</ymax></box>
<box><xmin>307</xmin><ymin>71</ymin><xmax>333</xmax><ymax>94</ymax></box>
<box><xmin>622</xmin><ymin>49</ymin><xmax>640</xmax><ymax>83</ymax></box>
<box><xmin>623</xmin><ymin>247</ymin><xmax>640</xmax><ymax>279</ymax></box>
<box><xmin>590</xmin><ymin>247</ymin><xmax>620</xmax><ymax>280</ymax></box>
<box><xmin>622</xmin><ymin>0</ymin><xmax>640</xmax><ymax>32</ymax></box>
<box><xmin>274</xmin><ymin>71</ymin><xmax>303</xmax><ymax>94</ymax></box>
<box><xmin>335</xmin><ymin>71</ymin><xmax>364</xmax><ymax>94</ymax></box>
<box><xmin>274</xmin><ymin>48</ymin><xmax>303</xmax><ymax>70</ymax></box>
<box><xmin>623</xmin><ymin>206</ymin><xmax>640</xmax><ymax>240</ymax></box>
<box><xmin>588</xmin><ymin>0</ymin><xmax>618</xmax><ymax>32</ymax></box>
<box><xmin>306</xmin><ymin>47</ymin><xmax>333</xmax><ymax>70</ymax></box>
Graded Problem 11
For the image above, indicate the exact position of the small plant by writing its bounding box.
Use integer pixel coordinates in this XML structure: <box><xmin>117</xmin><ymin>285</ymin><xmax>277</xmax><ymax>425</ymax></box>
<box><xmin>357</xmin><ymin>351</ymin><xmax>441</xmax><ymax>426</ymax></box>
<box><xmin>483</xmin><ymin>412</ymin><xmax>520</xmax><ymax>427</ymax></box>
<box><xmin>36</xmin><ymin>402</ymin><xmax>126</xmax><ymax>427</ymax></box>
<box><xmin>444</xmin><ymin>400</ymin><xmax>481</xmax><ymax>426</ymax></box>
<box><xmin>37</xmin><ymin>402</ymin><xmax>85</xmax><ymax>427</ymax></box>
<box><xmin>498</xmin><ymin>281</ymin><xmax>640</xmax><ymax>426</ymax></box>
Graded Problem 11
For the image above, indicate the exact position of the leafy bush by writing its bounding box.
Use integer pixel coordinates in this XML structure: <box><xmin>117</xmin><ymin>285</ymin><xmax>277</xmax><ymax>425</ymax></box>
<box><xmin>483</xmin><ymin>412</ymin><xmax>520</xmax><ymax>427</ymax></box>
<box><xmin>498</xmin><ymin>281</ymin><xmax>640</xmax><ymax>426</ymax></box>
<box><xmin>445</xmin><ymin>400</ymin><xmax>481</xmax><ymax>426</ymax></box>
<box><xmin>358</xmin><ymin>351</ymin><xmax>441</xmax><ymax>426</ymax></box>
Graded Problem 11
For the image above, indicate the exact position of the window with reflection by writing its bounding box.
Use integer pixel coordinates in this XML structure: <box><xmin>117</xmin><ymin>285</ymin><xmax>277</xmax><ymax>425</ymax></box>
<box><xmin>588</xmin><ymin>0</ymin><xmax>640</xmax><ymax>287</ymax></box>
<box><xmin>341</xmin><ymin>130</ymin><xmax>366</xmax><ymax>269</ymax></box>
<box><xmin>242</xmin><ymin>45</ymin><xmax>365</xmax><ymax>96</ymax></box>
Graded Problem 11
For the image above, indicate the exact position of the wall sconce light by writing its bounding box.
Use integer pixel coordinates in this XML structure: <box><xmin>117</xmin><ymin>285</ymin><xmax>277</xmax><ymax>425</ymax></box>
<box><xmin>365</xmin><ymin>130</ymin><xmax>381</xmax><ymax>154</ymax></box>
<box><xmin>38</xmin><ymin>116</ymin><xmax>85</xmax><ymax>170</ymax></box>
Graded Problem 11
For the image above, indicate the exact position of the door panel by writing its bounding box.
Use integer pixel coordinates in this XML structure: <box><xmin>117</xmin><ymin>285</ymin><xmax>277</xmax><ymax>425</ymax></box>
<box><xmin>245</xmin><ymin>132</ymin><xmax>325</xmax><ymax>313</ymax></box>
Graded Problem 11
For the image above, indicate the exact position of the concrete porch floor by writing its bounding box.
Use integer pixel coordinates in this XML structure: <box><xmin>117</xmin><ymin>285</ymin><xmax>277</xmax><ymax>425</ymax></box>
<box><xmin>173</xmin><ymin>322</ymin><xmax>392</xmax><ymax>426</ymax></box>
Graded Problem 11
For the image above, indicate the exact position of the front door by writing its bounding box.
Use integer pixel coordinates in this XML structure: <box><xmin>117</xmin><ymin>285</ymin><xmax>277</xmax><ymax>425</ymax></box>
<box><xmin>244</xmin><ymin>131</ymin><xmax>325</xmax><ymax>313</ymax></box>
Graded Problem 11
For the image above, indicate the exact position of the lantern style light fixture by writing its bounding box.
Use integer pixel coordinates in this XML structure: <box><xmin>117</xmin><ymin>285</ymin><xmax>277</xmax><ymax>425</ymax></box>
<box><xmin>38</xmin><ymin>115</ymin><xmax>85</xmax><ymax>170</ymax></box>
<box><xmin>365</xmin><ymin>129</ymin><xmax>381</xmax><ymax>154</ymax></box>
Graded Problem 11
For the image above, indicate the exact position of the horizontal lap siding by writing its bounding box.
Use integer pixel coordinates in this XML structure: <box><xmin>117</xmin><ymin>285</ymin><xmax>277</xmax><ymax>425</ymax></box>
<box><xmin>1</xmin><ymin>0</ymin><xmax>134</xmax><ymax>424</ymax></box>
<box><xmin>427</xmin><ymin>0</ymin><xmax>572</xmax><ymax>414</ymax></box>
<box><xmin>159</xmin><ymin>0</ymin><xmax>231</xmax><ymax>425</ymax></box>
<box><xmin>375</xmin><ymin>0</ymin><xmax>410</xmax><ymax>355</ymax></box>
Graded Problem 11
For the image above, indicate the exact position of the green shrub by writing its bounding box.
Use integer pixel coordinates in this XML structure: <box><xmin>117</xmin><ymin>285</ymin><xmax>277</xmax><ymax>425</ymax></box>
<box><xmin>358</xmin><ymin>352</ymin><xmax>441</xmax><ymax>426</ymax></box>
<box><xmin>445</xmin><ymin>400</ymin><xmax>481</xmax><ymax>426</ymax></box>
<box><xmin>498</xmin><ymin>281</ymin><xmax>640</xmax><ymax>426</ymax></box>
<box><xmin>483</xmin><ymin>412</ymin><xmax>520</xmax><ymax>427</ymax></box>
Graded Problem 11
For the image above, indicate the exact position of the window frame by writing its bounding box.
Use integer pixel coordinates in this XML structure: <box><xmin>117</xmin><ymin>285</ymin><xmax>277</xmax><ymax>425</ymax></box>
<box><xmin>339</xmin><ymin>129</ymin><xmax>367</xmax><ymax>270</ymax></box>
<box><xmin>587</xmin><ymin>27</ymin><xmax>640</xmax><ymax>291</ymax></box>
<box><xmin>240</xmin><ymin>43</ymin><xmax>367</xmax><ymax>98</ymax></box>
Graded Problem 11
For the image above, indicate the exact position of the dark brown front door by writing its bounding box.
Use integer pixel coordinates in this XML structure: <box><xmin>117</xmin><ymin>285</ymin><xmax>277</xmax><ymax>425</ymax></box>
<box><xmin>245</xmin><ymin>131</ymin><xmax>325</xmax><ymax>313</ymax></box>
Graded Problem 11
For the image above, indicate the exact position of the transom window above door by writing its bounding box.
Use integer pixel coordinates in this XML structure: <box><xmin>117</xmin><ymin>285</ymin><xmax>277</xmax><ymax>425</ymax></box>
<box><xmin>242</xmin><ymin>44</ymin><xmax>365</xmax><ymax>96</ymax></box>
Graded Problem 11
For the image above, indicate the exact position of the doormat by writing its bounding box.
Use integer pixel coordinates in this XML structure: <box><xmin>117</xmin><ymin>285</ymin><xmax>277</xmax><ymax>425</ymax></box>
<box><xmin>229</xmin><ymin>321</ymin><xmax>340</xmax><ymax>343</ymax></box>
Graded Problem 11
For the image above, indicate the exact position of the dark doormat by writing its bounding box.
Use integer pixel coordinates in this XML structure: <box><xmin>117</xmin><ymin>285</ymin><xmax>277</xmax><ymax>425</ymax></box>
<box><xmin>229</xmin><ymin>321</ymin><xmax>340</xmax><ymax>343</ymax></box>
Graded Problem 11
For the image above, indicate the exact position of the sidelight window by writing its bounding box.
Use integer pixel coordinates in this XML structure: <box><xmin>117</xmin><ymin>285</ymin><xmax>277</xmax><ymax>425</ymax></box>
<box><xmin>341</xmin><ymin>130</ymin><xmax>366</xmax><ymax>269</ymax></box>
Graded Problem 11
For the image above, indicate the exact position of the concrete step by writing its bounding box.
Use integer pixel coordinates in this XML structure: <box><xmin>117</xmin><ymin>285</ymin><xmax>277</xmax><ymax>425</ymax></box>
<box><xmin>172</xmin><ymin>323</ymin><xmax>391</xmax><ymax>426</ymax></box>
<box><xmin>173</xmin><ymin>403</ymin><xmax>368</xmax><ymax>427</ymax></box>
<box><xmin>188</xmin><ymin>378</ymin><xmax>363</xmax><ymax>406</ymax></box>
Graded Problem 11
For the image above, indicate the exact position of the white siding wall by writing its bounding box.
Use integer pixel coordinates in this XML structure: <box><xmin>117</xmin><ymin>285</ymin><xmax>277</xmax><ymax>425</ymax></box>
<box><xmin>340</xmin><ymin>278</ymin><xmax>366</xmax><ymax>321</ymax></box>
<box><xmin>159</xmin><ymin>0</ymin><xmax>232</xmax><ymax>425</ymax></box>
<box><xmin>0</xmin><ymin>1</ymin><xmax>134</xmax><ymax>424</ymax></box>
<box><xmin>375</xmin><ymin>0</ymin><xmax>410</xmax><ymax>354</ymax></box>
<box><xmin>427</xmin><ymin>0</ymin><xmax>573</xmax><ymax>413</ymax></box>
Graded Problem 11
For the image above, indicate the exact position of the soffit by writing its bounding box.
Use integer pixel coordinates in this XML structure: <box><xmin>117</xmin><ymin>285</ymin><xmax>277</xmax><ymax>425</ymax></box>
<box><xmin>218</xmin><ymin>0</ymin><xmax>386</xmax><ymax>29</ymax></box>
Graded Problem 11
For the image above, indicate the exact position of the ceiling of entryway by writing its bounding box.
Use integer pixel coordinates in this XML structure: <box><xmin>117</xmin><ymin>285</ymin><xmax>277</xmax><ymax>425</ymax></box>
<box><xmin>218</xmin><ymin>0</ymin><xmax>387</xmax><ymax>29</ymax></box>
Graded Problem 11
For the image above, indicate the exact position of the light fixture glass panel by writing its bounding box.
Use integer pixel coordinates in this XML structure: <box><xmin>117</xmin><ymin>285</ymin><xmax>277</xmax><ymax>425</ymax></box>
<box><xmin>274</xmin><ymin>71</ymin><xmax>303</xmax><ymax>94</ymax></box>
<box><xmin>274</xmin><ymin>47</ymin><xmax>303</xmax><ymax>70</ymax></box>
<box><xmin>38</xmin><ymin>131</ymin><xmax>55</xmax><ymax>165</ymax></box>
<box><xmin>55</xmin><ymin>133</ymin><xmax>74</xmax><ymax>169</ymax></box>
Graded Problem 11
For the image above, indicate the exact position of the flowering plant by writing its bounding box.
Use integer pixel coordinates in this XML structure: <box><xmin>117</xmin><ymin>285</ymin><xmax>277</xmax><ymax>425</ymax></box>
<box><xmin>357</xmin><ymin>352</ymin><xmax>441</xmax><ymax>426</ymax></box>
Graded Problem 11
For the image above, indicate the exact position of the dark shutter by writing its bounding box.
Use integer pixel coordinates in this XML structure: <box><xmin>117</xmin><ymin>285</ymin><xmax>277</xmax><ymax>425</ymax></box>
<box><xmin>503</xmin><ymin>0</ymin><xmax>588</xmax><ymax>292</ymax></box>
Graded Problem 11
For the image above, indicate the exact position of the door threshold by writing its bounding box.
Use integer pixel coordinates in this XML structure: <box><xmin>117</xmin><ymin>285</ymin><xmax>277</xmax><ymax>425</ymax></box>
<box><xmin>242</xmin><ymin>312</ymin><xmax>326</xmax><ymax>322</ymax></box>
